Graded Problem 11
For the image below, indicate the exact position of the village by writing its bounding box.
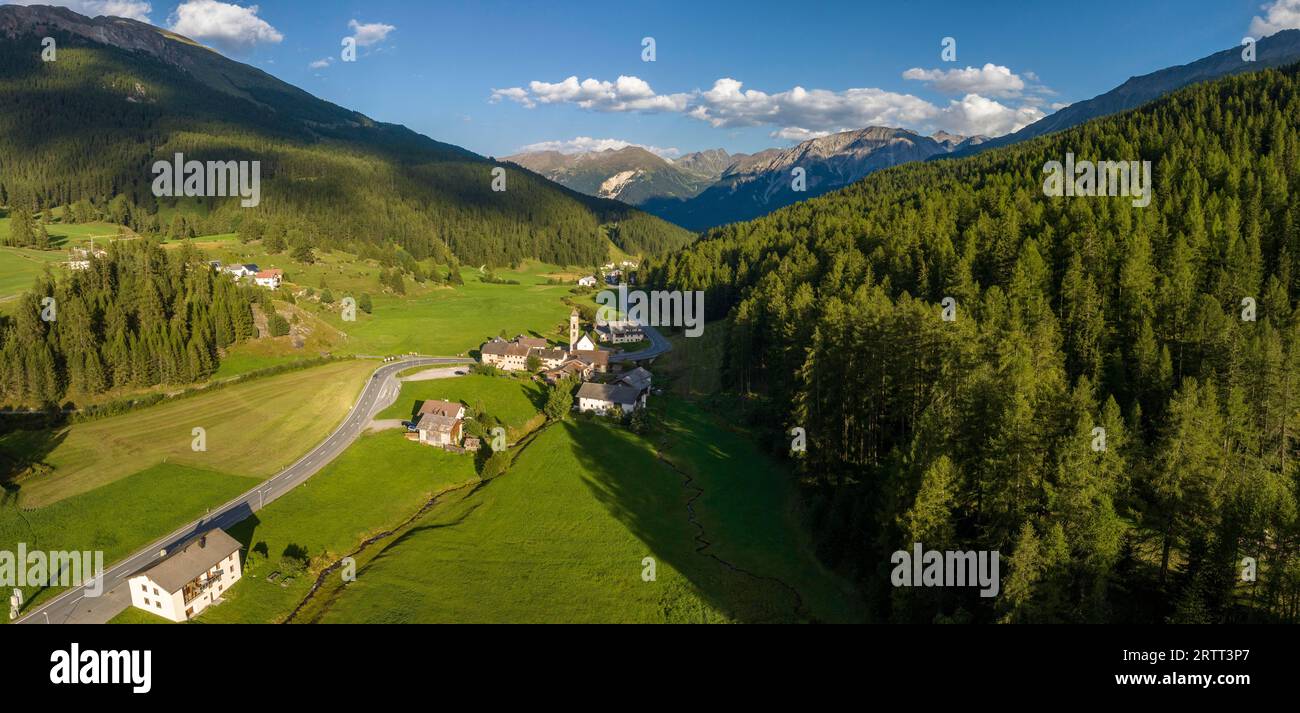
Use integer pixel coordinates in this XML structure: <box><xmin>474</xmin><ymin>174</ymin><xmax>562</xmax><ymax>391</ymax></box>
<box><xmin>406</xmin><ymin>307</ymin><xmax>653</xmax><ymax>452</ymax></box>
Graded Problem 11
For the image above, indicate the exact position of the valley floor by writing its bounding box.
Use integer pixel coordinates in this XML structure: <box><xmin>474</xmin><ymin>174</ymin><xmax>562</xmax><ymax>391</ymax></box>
<box><xmin>144</xmin><ymin>393</ymin><xmax>861</xmax><ymax>624</ymax></box>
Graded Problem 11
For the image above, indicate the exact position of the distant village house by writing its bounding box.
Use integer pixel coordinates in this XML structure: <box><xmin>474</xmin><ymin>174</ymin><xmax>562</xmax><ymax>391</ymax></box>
<box><xmin>254</xmin><ymin>268</ymin><xmax>283</xmax><ymax>289</ymax></box>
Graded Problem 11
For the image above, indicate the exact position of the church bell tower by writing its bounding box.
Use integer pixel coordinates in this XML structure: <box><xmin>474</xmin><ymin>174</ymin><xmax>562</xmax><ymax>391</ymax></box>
<box><xmin>569</xmin><ymin>308</ymin><xmax>580</xmax><ymax>354</ymax></box>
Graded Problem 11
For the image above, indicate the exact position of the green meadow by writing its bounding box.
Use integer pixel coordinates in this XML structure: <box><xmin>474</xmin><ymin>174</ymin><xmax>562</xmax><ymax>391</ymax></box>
<box><xmin>190</xmin><ymin>240</ymin><xmax>582</xmax><ymax>357</ymax></box>
<box><xmin>192</xmin><ymin>431</ymin><xmax>480</xmax><ymax>624</ymax></box>
<box><xmin>0</xmin><ymin>246</ymin><xmax>64</xmax><ymax>302</ymax></box>
<box><xmin>216</xmin><ymin>397</ymin><xmax>862</xmax><ymax>624</ymax></box>
<box><xmin>0</xmin><ymin>217</ymin><xmax>124</xmax><ymax>246</ymax></box>
<box><xmin>377</xmin><ymin>374</ymin><xmax>545</xmax><ymax>437</ymax></box>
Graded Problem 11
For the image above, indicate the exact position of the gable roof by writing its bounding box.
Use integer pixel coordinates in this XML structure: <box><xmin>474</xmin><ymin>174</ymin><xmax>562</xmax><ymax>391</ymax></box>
<box><xmin>417</xmin><ymin>413</ymin><xmax>460</xmax><ymax>434</ymax></box>
<box><xmin>577</xmin><ymin>381</ymin><xmax>640</xmax><ymax>405</ymax></box>
<box><xmin>573</xmin><ymin>349</ymin><xmax>609</xmax><ymax>367</ymax></box>
<box><xmin>534</xmin><ymin>348</ymin><xmax>568</xmax><ymax>361</ymax></box>
<box><xmin>620</xmin><ymin>367</ymin><xmax>653</xmax><ymax>391</ymax></box>
<box><xmin>418</xmin><ymin>399</ymin><xmax>463</xmax><ymax>418</ymax></box>
<box><xmin>481</xmin><ymin>340</ymin><xmax>531</xmax><ymax>357</ymax></box>
<box><xmin>136</xmin><ymin>528</ymin><xmax>241</xmax><ymax>593</ymax></box>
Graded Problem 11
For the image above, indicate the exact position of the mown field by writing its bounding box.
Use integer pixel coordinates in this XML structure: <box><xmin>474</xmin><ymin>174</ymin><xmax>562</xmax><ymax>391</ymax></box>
<box><xmin>1</xmin><ymin>359</ymin><xmax>376</xmax><ymax>507</ymax></box>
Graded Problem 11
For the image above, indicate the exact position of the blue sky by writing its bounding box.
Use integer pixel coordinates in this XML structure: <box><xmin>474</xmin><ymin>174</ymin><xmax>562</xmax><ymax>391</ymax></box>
<box><xmin>31</xmin><ymin>0</ymin><xmax>1300</xmax><ymax>157</ymax></box>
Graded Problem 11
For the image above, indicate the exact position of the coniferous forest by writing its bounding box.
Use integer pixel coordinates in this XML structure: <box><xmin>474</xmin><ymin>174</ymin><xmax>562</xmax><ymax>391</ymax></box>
<box><xmin>645</xmin><ymin>64</ymin><xmax>1300</xmax><ymax>623</ymax></box>
<box><xmin>0</xmin><ymin>240</ymin><xmax>256</xmax><ymax>406</ymax></box>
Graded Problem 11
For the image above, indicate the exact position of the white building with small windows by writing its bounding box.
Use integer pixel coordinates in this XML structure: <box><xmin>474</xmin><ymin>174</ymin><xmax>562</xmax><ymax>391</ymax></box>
<box><xmin>128</xmin><ymin>528</ymin><xmax>243</xmax><ymax>622</ymax></box>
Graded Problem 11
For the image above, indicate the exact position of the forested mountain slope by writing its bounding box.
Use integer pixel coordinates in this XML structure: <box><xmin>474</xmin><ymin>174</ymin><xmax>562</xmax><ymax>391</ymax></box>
<box><xmin>0</xmin><ymin>5</ymin><xmax>692</xmax><ymax>266</ymax></box>
<box><xmin>646</xmin><ymin>64</ymin><xmax>1300</xmax><ymax>623</ymax></box>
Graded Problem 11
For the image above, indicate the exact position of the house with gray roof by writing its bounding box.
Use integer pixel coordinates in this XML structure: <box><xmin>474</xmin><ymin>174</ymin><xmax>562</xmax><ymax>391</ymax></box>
<box><xmin>127</xmin><ymin>528</ymin><xmax>242</xmax><ymax>622</ymax></box>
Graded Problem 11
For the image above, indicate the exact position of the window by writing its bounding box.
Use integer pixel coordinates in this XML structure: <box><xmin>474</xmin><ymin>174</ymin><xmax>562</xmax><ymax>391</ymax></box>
<box><xmin>153</xmin><ymin>587</ymin><xmax>159</xmax><ymax>596</ymax></box>
<box><xmin>143</xmin><ymin>598</ymin><xmax>150</xmax><ymax>606</ymax></box>
<box><xmin>154</xmin><ymin>601</ymin><xmax>161</xmax><ymax>609</ymax></box>
<box><xmin>185</xmin><ymin>607</ymin><xmax>193</xmax><ymax>618</ymax></box>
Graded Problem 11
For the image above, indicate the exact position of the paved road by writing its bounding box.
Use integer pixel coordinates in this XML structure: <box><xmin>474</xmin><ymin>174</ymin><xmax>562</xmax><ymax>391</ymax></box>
<box><xmin>14</xmin><ymin>356</ymin><xmax>470</xmax><ymax>625</ymax></box>
<box><xmin>608</xmin><ymin>324</ymin><xmax>673</xmax><ymax>363</ymax></box>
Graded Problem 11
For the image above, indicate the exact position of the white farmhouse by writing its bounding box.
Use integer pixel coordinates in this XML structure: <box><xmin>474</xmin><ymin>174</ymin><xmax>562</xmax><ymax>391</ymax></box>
<box><xmin>577</xmin><ymin>382</ymin><xmax>644</xmax><ymax>415</ymax></box>
<box><xmin>578</xmin><ymin>275</ymin><xmax>598</xmax><ymax>287</ymax></box>
<box><xmin>128</xmin><ymin>529</ymin><xmax>242</xmax><ymax>622</ymax></box>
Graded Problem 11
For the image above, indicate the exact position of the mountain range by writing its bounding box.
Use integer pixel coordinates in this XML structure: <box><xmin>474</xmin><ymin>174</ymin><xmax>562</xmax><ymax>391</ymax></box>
<box><xmin>510</xmin><ymin>128</ymin><xmax>986</xmax><ymax>231</ymax></box>
<box><xmin>504</xmin><ymin>146</ymin><xmax>737</xmax><ymax>206</ymax></box>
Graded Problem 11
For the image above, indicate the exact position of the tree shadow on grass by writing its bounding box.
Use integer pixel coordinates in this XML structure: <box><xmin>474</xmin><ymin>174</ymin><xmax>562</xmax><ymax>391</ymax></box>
<box><xmin>523</xmin><ymin>381</ymin><xmax>548</xmax><ymax>413</ymax></box>
<box><xmin>561</xmin><ymin>417</ymin><xmax>805</xmax><ymax>623</ymax></box>
<box><xmin>0</xmin><ymin>425</ymin><xmax>70</xmax><ymax>505</ymax></box>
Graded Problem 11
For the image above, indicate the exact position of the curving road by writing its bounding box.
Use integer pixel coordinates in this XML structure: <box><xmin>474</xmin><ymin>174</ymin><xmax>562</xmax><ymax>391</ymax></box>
<box><xmin>608</xmin><ymin>324</ymin><xmax>673</xmax><ymax>363</ymax></box>
<box><xmin>14</xmin><ymin>356</ymin><xmax>470</xmax><ymax>625</ymax></box>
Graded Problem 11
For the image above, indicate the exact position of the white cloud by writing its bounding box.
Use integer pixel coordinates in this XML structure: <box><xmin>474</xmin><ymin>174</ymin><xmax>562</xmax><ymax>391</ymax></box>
<box><xmin>517</xmin><ymin>136</ymin><xmax>680</xmax><ymax>158</ymax></box>
<box><xmin>348</xmin><ymin>19</ymin><xmax>395</xmax><ymax>47</ymax></box>
<box><xmin>933</xmin><ymin>94</ymin><xmax>1044</xmax><ymax>137</ymax></box>
<box><xmin>490</xmin><ymin>86</ymin><xmax>535</xmax><ymax>108</ymax></box>
<box><xmin>12</xmin><ymin>1</ymin><xmax>151</xmax><ymax>22</ymax></box>
<box><xmin>309</xmin><ymin>57</ymin><xmax>332</xmax><ymax>69</ymax></box>
<box><xmin>902</xmin><ymin>63</ymin><xmax>1027</xmax><ymax>98</ymax></box>
<box><xmin>168</xmin><ymin>1</ymin><xmax>283</xmax><ymax>53</ymax></box>
<box><xmin>771</xmin><ymin>127</ymin><xmax>834</xmax><ymax>141</ymax></box>
<box><xmin>492</xmin><ymin>74</ymin><xmax>1045</xmax><ymax>138</ymax></box>
<box><xmin>494</xmin><ymin>76</ymin><xmax>690</xmax><ymax>113</ymax></box>
<box><xmin>691</xmin><ymin>78</ymin><xmax>938</xmax><ymax>130</ymax></box>
<box><xmin>1250</xmin><ymin>0</ymin><xmax>1300</xmax><ymax>37</ymax></box>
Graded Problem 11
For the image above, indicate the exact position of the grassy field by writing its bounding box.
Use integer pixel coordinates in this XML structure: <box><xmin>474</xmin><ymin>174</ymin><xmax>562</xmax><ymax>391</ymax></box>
<box><xmin>1</xmin><ymin>359</ymin><xmax>376</xmax><ymax>507</ymax></box>
<box><xmin>292</xmin><ymin>400</ymin><xmax>863</xmax><ymax>624</ymax></box>
<box><xmin>376</xmin><ymin>374</ymin><xmax>545</xmax><ymax>436</ymax></box>
<box><xmin>195</xmin><ymin>431</ymin><xmax>480</xmax><ymax>623</ymax></box>
<box><xmin>107</xmin><ymin>607</ymin><xmax>174</xmax><ymax>624</ymax></box>
<box><xmin>0</xmin><ymin>246</ymin><xmax>64</xmax><ymax>302</ymax></box>
<box><xmin>191</xmin><ymin>241</ymin><xmax>582</xmax><ymax>357</ymax></box>
<box><xmin>1</xmin><ymin>463</ymin><xmax>259</xmax><ymax>615</ymax></box>
<box><xmin>0</xmin><ymin>217</ymin><xmax>125</xmax><ymax>247</ymax></box>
